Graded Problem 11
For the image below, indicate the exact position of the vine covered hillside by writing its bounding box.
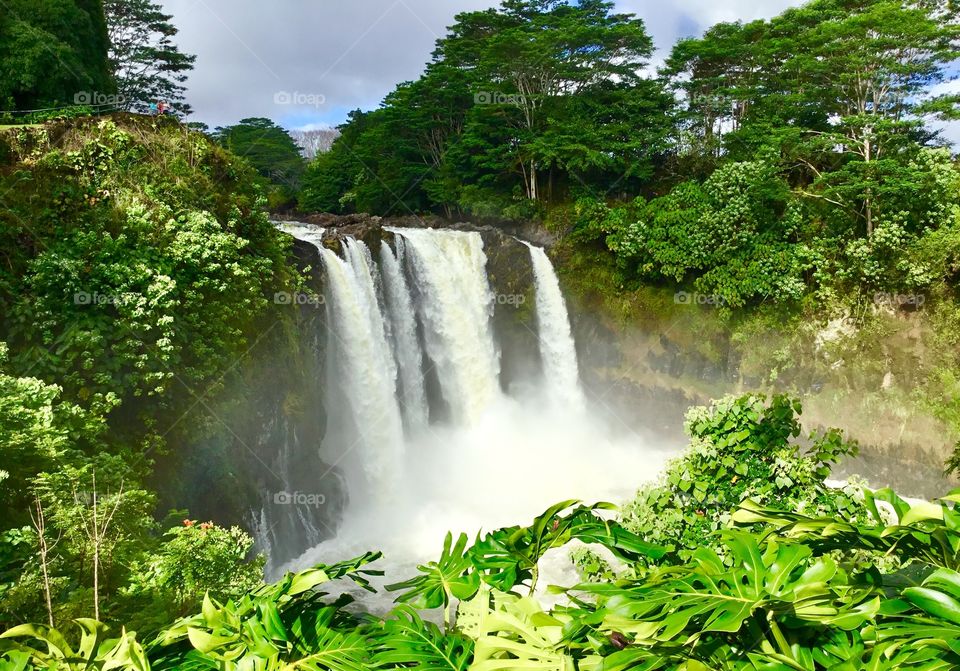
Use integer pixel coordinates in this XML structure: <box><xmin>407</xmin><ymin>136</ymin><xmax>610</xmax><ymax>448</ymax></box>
<box><xmin>0</xmin><ymin>114</ymin><xmax>297</xmax><ymax>627</ymax></box>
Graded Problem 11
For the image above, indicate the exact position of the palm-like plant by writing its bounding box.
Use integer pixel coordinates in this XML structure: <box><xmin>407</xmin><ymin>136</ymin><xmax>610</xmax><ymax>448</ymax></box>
<box><xmin>732</xmin><ymin>488</ymin><xmax>960</xmax><ymax>570</ymax></box>
<box><xmin>6</xmin><ymin>493</ymin><xmax>960</xmax><ymax>671</ymax></box>
<box><xmin>387</xmin><ymin>500</ymin><xmax>666</xmax><ymax>622</ymax></box>
<box><xmin>148</xmin><ymin>552</ymin><xmax>383</xmax><ymax>671</ymax></box>
<box><xmin>0</xmin><ymin>619</ymin><xmax>149</xmax><ymax>671</ymax></box>
<box><xmin>371</xmin><ymin>606</ymin><xmax>474</xmax><ymax>671</ymax></box>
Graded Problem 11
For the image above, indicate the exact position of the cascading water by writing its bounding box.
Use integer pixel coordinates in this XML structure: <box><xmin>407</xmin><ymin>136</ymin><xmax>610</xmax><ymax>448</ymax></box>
<box><xmin>275</xmin><ymin>223</ymin><xmax>672</xmax><ymax>608</ymax></box>
<box><xmin>319</xmin><ymin>240</ymin><xmax>405</xmax><ymax>497</ymax></box>
<box><xmin>524</xmin><ymin>242</ymin><xmax>587</xmax><ymax>411</ymax></box>
<box><xmin>380</xmin><ymin>239</ymin><xmax>429</xmax><ymax>431</ymax></box>
<box><xmin>387</xmin><ymin>227</ymin><xmax>501</xmax><ymax>425</ymax></box>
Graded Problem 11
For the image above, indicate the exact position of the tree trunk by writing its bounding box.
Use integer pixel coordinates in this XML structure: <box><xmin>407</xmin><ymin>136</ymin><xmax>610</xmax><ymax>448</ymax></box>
<box><xmin>92</xmin><ymin>488</ymin><xmax>100</xmax><ymax>621</ymax></box>
<box><xmin>33</xmin><ymin>498</ymin><xmax>55</xmax><ymax>627</ymax></box>
<box><xmin>864</xmin><ymin>128</ymin><xmax>874</xmax><ymax>237</ymax></box>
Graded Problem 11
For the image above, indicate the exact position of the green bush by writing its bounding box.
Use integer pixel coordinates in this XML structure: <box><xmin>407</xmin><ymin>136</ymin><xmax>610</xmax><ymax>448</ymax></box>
<box><xmin>621</xmin><ymin>394</ymin><xmax>865</xmax><ymax>568</ymax></box>
<box><xmin>0</xmin><ymin>116</ymin><xmax>294</xmax><ymax>629</ymax></box>
<box><xmin>605</xmin><ymin>160</ymin><xmax>806</xmax><ymax>306</ymax></box>
<box><xmin>122</xmin><ymin>521</ymin><xmax>264</xmax><ymax>631</ymax></box>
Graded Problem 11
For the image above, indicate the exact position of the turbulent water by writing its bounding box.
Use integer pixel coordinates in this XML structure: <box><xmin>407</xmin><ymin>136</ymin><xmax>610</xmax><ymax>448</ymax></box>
<box><xmin>380</xmin><ymin>239</ymin><xmax>429</xmax><ymax>431</ymax></box>
<box><xmin>525</xmin><ymin>241</ymin><xmax>587</xmax><ymax>411</ymax></box>
<box><xmin>274</xmin><ymin>224</ymin><xmax>671</xmax><ymax>608</ymax></box>
<box><xmin>320</xmin><ymin>240</ymin><xmax>404</xmax><ymax>497</ymax></box>
<box><xmin>387</xmin><ymin>227</ymin><xmax>501</xmax><ymax>425</ymax></box>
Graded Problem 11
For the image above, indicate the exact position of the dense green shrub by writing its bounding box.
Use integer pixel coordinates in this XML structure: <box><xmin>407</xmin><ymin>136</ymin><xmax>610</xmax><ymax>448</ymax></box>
<box><xmin>0</xmin><ymin>117</ymin><xmax>293</xmax><ymax>451</ymax></box>
<box><xmin>620</xmin><ymin>394</ymin><xmax>864</xmax><ymax>570</ymax></box>
<box><xmin>122</xmin><ymin>521</ymin><xmax>265</xmax><ymax>631</ymax></box>
<box><xmin>0</xmin><ymin>116</ymin><xmax>291</xmax><ymax>629</ymax></box>
<box><xmin>605</xmin><ymin>161</ymin><xmax>807</xmax><ymax>306</ymax></box>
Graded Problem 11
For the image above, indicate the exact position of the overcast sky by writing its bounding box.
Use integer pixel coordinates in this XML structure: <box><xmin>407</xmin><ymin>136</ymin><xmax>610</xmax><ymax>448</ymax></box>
<box><xmin>160</xmin><ymin>0</ymin><xmax>812</xmax><ymax>130</ymax></box>
<box><xmin>157</xmin><ymin>0</ymin><xmax>960</xmax><ymax>144</ymax></box>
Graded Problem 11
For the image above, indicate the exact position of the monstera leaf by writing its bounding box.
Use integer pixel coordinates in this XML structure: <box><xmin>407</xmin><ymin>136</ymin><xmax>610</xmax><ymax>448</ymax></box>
<box><xmin>388</xmin><ymin>503</ymin><xmax>665</xmax><ymax>613</ymax></box>
<box><xmin>571</xmin><ymin>531</ymin><xmax>880</xmax><ymax>669</ymax></box>
<box><xmin>0</xmin><ymin>620</ymin><xmax>150</xmax><ymax>671</ymax></box>
<box><xmin>372</xmin><ymin>606</ymin><xmax>474</xmax><ymax>671</ymax></box>
<box><xmin>151</xmin><ymin>553</ymin><xmax>382</xmax><ymax>671</ymax></box>
<box><xmin>466</xmin><ymin>589</ymin><xmax>577</xmax><ymax>671</ymax></box>
<box><xmin>733</xmin><ymin>488</ymin><xmax>960</xmax><ymax>570</ymax></box>
<box><xmin>387</xmin><ymin>532</ymin><xmax>482</xmax><ymax>615</ymax></box>
<box><xmin>470</xmin><ymin>501</ymin><xmax>666</xmax><ymax>595</ymax></box>
<box><xmin>874</xmin><ymin>567</ymin><xmax>960</xmax><ymax>662</ymax></box>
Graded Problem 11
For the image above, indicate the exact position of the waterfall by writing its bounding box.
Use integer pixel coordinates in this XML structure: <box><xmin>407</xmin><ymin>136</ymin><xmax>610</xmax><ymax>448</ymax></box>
<box><xmin>525</xmin><ymin>242</ymin><xmax>587</xmax><ymax>411</ymax></box>
<box><xmin>319</xmin><ymin>239</ymin><xmax>405</xmax><ymax>495</ymax></box>
<box><xmin>387</xmin><ymin>228</ymin><xmax>501</xmax><ymax>425</ymax></box>
<box><xmin>272</xmin><ymin>223</ymin><xmax>674</xmax><ymax>593</ymax></box>
<box><xmin>380</xmin><ymin>239</ymin><xmax>429</xmax><ymax>431</ymax></box>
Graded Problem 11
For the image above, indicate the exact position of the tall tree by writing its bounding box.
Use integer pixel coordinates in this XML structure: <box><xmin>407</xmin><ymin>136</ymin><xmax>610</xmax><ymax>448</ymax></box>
<box><xmin>438</xmin><ymin>0</ymin><xmax>656</xmax><ymax>201</ymax></box>
<box><xmin>787</xmin><ymin>0</ymin><xmax>960</xmax><ymax>235</ymax></box>
<box><xmin>215</xmin><ymin>118</ymin><xmax>306</xmax><ymax>207</ymax></box>
<box><xmin>665</xmin><ymin>0</ymin><xmax>960</xmax><ymax>236</ymax></box>
<box><xmin>0</xmin><ymin>0</ymin><xmax>113</xmax><ymax>111</ymax></box>
<box><xmin>103</xmin><ymin>0</ymin><xmax>195</xmax><ymax>114</ymax></box>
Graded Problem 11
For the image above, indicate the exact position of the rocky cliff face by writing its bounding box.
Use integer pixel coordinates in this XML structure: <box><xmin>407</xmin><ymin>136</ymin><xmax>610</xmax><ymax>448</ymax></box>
<box><xmin>557</xmin><ymin>268</ymin><xmax>960</xmax><ymax>499</ymax></box>
<box><xmin>160</xmin><ymin>233</ymin><xmax>347</xmax><ymax>572</ymax></box>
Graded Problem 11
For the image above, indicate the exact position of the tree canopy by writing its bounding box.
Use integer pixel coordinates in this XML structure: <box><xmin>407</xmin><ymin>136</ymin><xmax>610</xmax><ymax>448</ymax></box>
<box><xmin>0</xmin><ymin>0</ymin><xmax>113</xmax><ymax>111</ymax></box>
<box><xmin>103</xmin><ymin>0</ymin><xmax>196</xmax><ymax>114</ymax></box>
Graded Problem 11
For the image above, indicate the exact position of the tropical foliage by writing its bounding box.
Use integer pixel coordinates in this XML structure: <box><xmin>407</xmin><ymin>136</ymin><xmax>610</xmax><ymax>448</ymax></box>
<box><xmin>213</xmin><ymin>118</ymin><xmax>307</xmax><ymax>209</ymax></box>
<box><xmin>618</xmin><ymin>394</ymin><xmax>864</xmax><ymax>571</ymax></box>
<box><xmin>0</xmin><ymin>0</ymin><xmax>193</xmax><ymax>118</ymax></box>
<box><xmin>3</xmin><ymin>487</ymin><xmax>959</xmax><ymax>669</ymax></box>
<box><xmin>0</xmin><ymin>0</ymin><xmax>113</xmax><ymax>112</ymax></box>
<box><xmin>0</xmin><ymin>116</ymin><xmax>293</xmax><ymax>627</ymax></box>
<box><xmin>3</xmin><ymin>395</ymin><xmax>960</xmax><ymax>670</ymax></box>
<box><xmin>104</xmin><ymin>0</ymin><xmax>196</xmax><ymax>114</ymax></box>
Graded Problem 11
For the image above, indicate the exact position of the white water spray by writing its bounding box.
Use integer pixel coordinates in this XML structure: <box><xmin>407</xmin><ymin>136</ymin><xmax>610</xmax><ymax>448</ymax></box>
<box><xmin>525</xmin><ymin>242</ymin><xmax>587</xmax><ymax>411</ymax></box>
<box><xmin>387</xmin><ymin>228</ymin><xmax>501</xmax><ymax>425</ymax></box>
<box><xmin>380</xmin><ymin>239</ymin><xmax>429</xmax><ymax>431</ymax></box>
<box><xmin>277</xmin><ymin>223</ymin><xmax>673</xmax><ymax>608</ymax></box>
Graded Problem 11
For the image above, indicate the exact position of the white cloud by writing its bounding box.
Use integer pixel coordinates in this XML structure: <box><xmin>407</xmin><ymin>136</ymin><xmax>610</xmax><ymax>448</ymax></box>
<box><xmin>160</xmin><ymin>0</ymin><xmax>954</xmax><ymax>149</ymax></box>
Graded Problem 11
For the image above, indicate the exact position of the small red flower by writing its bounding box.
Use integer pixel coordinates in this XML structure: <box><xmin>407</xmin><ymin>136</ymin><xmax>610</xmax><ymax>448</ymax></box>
<box><xmin>199</xmin><ymin>522</ymin><xmax>213</xmax><ymax>531</ymax></box>
<box><xmin>183</xmin><ymin>519</ymin><xmax>195</xmax><ymax>527</ymax></box>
